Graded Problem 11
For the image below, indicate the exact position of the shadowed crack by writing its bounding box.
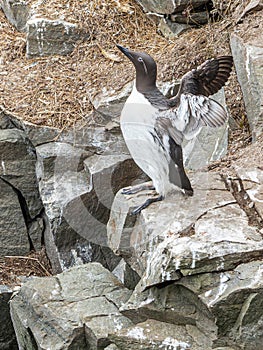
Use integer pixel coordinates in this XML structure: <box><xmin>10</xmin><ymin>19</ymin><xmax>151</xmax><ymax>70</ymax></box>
<box><xmin>179</xmin><ymin>200</ymin><xmax>237</xmax><ymax>238</ymax></box>
<box><xmin>0</xmin><ymin>175</ymin><xmax>44</xmax><ymax>250</ymax></box>
<box><xmin>220</xmin><ymin>174</ymin><xmax>263</xmax><ymax>231</ymax></box>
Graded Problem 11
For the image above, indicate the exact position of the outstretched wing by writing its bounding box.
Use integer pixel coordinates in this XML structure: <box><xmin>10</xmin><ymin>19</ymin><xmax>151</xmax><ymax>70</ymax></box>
<box><xmin>173</xmin><ymin>56</ymin><xmax>233</xmax><ymax>99</ymax></box>
<box><xmin>163</xmin><ymin>56</ymin><xmax>233</xmax><ymax>140</ymax></box>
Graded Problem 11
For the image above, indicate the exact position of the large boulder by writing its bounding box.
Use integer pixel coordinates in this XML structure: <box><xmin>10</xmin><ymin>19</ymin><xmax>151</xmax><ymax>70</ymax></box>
<box><xmin>36</xmin><ymin>137</ymin><xmax>147</xmax><ymax>272</ymax></box>
<box><xmin>10</xmin><ymin>263</ymin><xmax>133</xmax><ymax>350</ymax></box>
<box><xmin>135</xmin><ymin>0</ymin><xmax>209</xmax><ymax>15</ymax></box>
<box><xmin>0</xmin><ymin>177</ymin><xmax>29</xmax><ymax>256</ymax></box>
<box><xmin>0</xmin><ymin>285</ymin><xmax>18</xmax><ymax>350</ymax></box>
<box><xmin>107</xmin><ymin>166</ymin><xmax>263</xmax><ymax>348</ymax></box>
<box><xmin>230</xmin><ymin>33</ymin><xmax>263</xmax><ymax>140</ymax></box>
<box><xmin>110</xmin><ymin>319</ymin><xmax>214</xmax><ymax>350</ymax></box>
<box><xmin>0</xmin><ymin>125</ymin><xmax>44</xmax><ymax>254</ymax></box>
<box><xmin>0</xmin><ymin>0</ymin><xmax>30</xmax><ymax>32</ymax></box>
<box><xmin>26</xmin><ymin>18</ymin><xmax>88</xmax><ymax>57</ymax></box>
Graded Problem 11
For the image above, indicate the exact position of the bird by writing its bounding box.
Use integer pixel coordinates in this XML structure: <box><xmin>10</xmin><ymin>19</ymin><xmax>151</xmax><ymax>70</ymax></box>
<box><xmin>117</xmin><ymin>45</ymin><xmax>233</xmax><ymax>215</ymax></box>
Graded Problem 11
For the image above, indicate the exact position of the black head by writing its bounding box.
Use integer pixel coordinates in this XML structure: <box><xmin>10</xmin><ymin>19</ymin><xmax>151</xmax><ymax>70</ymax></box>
<box><xmin>117</xmin><ymin>45</ymin><xmax>157</xmax><ymax>92</ymax></box>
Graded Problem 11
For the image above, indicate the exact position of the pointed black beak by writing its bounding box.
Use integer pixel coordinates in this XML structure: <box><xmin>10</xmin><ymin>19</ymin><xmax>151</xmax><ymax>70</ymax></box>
<box><xmin>116</xmin><ymin>45</ymin><xmax>132</xmax><ymax>59</ymax></box>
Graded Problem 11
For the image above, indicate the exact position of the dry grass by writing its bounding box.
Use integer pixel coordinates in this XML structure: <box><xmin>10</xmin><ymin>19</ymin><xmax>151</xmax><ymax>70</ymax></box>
<box><xmin>0</xmin><ymin>0</ymin><xmax>261</xmax><ymax>131</ymax></box>
<box><xmin>0</xmin><ymin>248</ymin><xmax>52</xmax><ymax>287</ymax></box>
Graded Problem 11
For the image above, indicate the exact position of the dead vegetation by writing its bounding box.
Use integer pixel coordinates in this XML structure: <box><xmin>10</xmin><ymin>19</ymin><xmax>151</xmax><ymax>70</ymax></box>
<box><xmin>0</xmin><ymin>248</ymin><xmax>52</xmax><ymax>286</ymax></box>
<box><xmin>0</xmin><ymin>0</ymin><xmax>261</xmax><ymax>133</ymax></box>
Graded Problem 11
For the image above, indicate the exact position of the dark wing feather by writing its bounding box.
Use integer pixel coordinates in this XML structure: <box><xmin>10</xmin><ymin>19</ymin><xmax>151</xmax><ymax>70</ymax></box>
<box><xmin>173</xmin><ymin>56</ymin><xmax>233</xmax><ymax>100</ymax></box>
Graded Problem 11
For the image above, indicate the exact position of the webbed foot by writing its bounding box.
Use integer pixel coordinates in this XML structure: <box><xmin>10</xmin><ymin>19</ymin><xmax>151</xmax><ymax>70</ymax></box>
<box><xmin>131</xmin><ymin>195</ymin><xmax>164</xmax><ymax>215</ymax></box>
<box><xmin>121</xmin><ymin>183</ymin><xmax>155</xmax><ymax>195</ymax></box>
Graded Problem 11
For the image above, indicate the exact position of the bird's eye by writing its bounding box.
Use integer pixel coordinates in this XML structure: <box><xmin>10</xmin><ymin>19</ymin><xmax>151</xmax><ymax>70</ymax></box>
<box><xmin>138</xmin><ymin>57</ymin><xmax>143</xmax><ymax>62</ymax></box>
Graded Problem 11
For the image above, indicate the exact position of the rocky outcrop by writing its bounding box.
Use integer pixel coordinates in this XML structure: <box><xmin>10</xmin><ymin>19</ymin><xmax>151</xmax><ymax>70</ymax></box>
<box><xmin>230</xmin><ymin>32</ymin><xmax>263</xmax><ymax>140</ymax></box>
<box><xmin>0</xmin><ymin>0</ymin><xmax>30</xmax><ymax>32</ymax></box>
<box><xmin>26</xmin><ymin>18</ymin><xmax>88</xmax><ymax>58</ymax></box>
<box><xmin>0</xmin><ymin>285</ymin><xmax>18</xmax><ymax>350</ymax></box>
<box><xmin>0</xmin><ymin>114</ymin><xmax>44</xmax><ymax>255</ymax></box>
<box><xmin>10</xmin><ymin>263</ymin><xmax>133</xmax><ymax>350</ymax></box>
<box><xmin>135</xmin><ymin>0</ymin><xmax>209</xmax><ymax>15</ymax></box>
<box><xmin>0</xmin><ymin>0</ymin><xmax>89</xmax><ymax>57</ymax></box>
<box><xmin>36</xmin><ymin>130</ymin><xmax>147</xmax><ymax>272</ymax></box>
<box><xmin>136</xmin><ymin>0</ymin><xmax>214</xmax><ymax>38</ymax></box>
<box><xmin>110</xmin><ymin>319</ymin><xmax>214</xmax><ymax>350</ymax></box>
<box><xmin>107</xmin><ymin>164</ymin><xmax>263</xmax><ymax>348</ymax></box>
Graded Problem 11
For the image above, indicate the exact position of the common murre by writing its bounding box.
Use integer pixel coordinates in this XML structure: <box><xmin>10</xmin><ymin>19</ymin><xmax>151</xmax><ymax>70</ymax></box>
<box><xmin>117</xmin><ymin>45</ymin><xmax>233</xmax><ymax>215</ymax></box>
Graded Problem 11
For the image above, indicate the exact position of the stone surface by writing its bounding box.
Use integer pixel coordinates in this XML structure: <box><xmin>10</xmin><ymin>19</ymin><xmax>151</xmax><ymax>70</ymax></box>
<box><xmin>36</xmin><ymin>141</ymin><xmax>146</xmax><ymax>271</ymax></box>
<box><xmin>183</xmin><ymin>89</ymin><xmax>229</xmax><ymax>170</ymax></box>
<box><xmin>121</xmin><ymin>282</ymin><xmax>217</xmax><ymax>338</ymax></box>
<box><xmin>175</xmin><ymin>260</ymin><xmax>263</xmax><ymax>349</ymax></box>
<box><xmin>105</xmin><ymin>344</ymin><xmax>120</xmax><ymax>350</ymax></box>
<box><xmin>108</xmin><ymin>172</ymin><xmax>248</xmax><ymax>276</ymax></box>
<box><xmin>158</xmin><ymin>18</ymin><xmax>191</xmax><ymax>38</ymax></box>
<box><xmin>230</xmin><ymin>33</ymin><xmax>263</xmax><ymax>140</ymax></box>
<box><xmin>10</xmin><ymin>263</ymin><xmax>133</xmax><ymax>350</ymax></box>
<box><xmin>110</xmin><ymin>319</ymin><xmax>213</xmax><ymax>350</ymax></box>
<box><xmin>0</xmin><ymin>126</ymin><xmax>44</xmax><ymax>256</ymax></box>
<box><xmin>0</xmin><ymin>285</ymin><xmax>18</xmax><ymax>350</ymax></box>
<box><xmin>237</xmin><ymin>0</ymin><xmax>263</xmax><ymax>22</ymax></box>
<box><xmin>0</xmin><ymin>0</ymin><xmax>30</xmax><ymax>32</ymax></box>
<box><xmin>112</xmin><ymin>258</ymin><xmax>141</xmax><ymax>290</ymax></box>
<box><xmin>26</xmin><ymin>18</ymin><xmax>88</xmax><ymax>57</ymax></box>
<box><xmin>107</xmin><ymin>167</ymin><xmax>263</xmax><ymax>349</ymax></box>
<box><xmin>0</xmin><ymin>128</ymin><xmax>43</xmax><ymax>218</ymax></box>
<box><xmin>0</xmin><ymin>106</ymin><xmax>60</xmax><ymax>146</ymax></box>
<box><xmin>135</xmin><ymin>0</ymin><xmax>209</xmax><ymax>15</ymax></box>
<box><xmin>0</xmin><ymin>178</ymin><xmax>29</xmax><ymax>256</ymax></box>
<box><xmin>171</xmin><ymin>11</ymin><xmax>209</xmax><ymax>24</ymax></box>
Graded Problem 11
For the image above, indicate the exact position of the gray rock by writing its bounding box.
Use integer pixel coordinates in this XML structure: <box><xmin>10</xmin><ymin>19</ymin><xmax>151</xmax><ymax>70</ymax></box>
<box><xmin>0</xmin><ymin>173</ymin><xmax>29</xmax><ymax>256</ymax></box>
<box><xmin>112</xmin><ymin>258</ymin><xmax>141</xmax><ymax>290</ymax></box>
<box><xmin>237</xmin><ymin>0</ymin><xmax>263</xmax><ymax>23</ymax></box>
<box><xmin>0</xmin><ymin>128</ymin><xmax>43</xmax><ymax>219</ymax></box>
<box><xmin>36</xmin><ymin>142</ymin><xmax>146</xmax><ymax>271</ymax></box>
<box><xmin>108</xmin><ymin>172</ymin><xmax>244</xmax><ymax>276</ymax></box>
<box><xmin>120</xmin><ymin>282</ymin><xmax>217</xmax><ymax>339</ymax></box>
<box><xmin>233</xmin><ymin>167</ymin><xmax>263</xmax><ymax>221</ymax></box>
<box><xmin>158</xmin><ymin>18</ymin><xmax>191</xmax><ymax>38</ymax></box>
<box><xmin>26</xmin><ymin>18</ymin><xmax>88</xmax><ymax>57</ymax></box>
<box><xmin>104</xmin><ymin>344</ymin><xmax>120</xmax><ymax>350</ymax></box>
<box><xmin>136</xmin><ymin>0</ymin><xmax>209</xmax><ymax>15</ymax></box>
<box><xmin>0</xmin><ymin>106</ymin><xmax>25</xmax><ymax>130</ymax></box>
<box><xmin>170</xmin><ymin>11</ymin><xmax>209</xmax><ymax>24</ymax></box>
<box><xmin>28</xmin><ymin>217</ymin><xmax>44</xmax><ymax>251</ymax></box>
<box><xmin>137</xmin><ymin>201</ymin><xmax>261</xmax><ymax>289</ymax></box>
<box><xmin>230</xmin><ymin>33</ymin><xmax>263</xmax><ymax>140</ymax></box>
<box><xmin>10</xmin><ymin>263</ymin><xmax>133</xmax><ymax>350</ymax></box>
<box><xmin>110</xmin><ymin>318</ymin><xmax>213</xmax><ymax>350</ymax></box>
<box><xmin>174</xmin><ymin>260</ymin><xmax>263</xmax><ymax>349</ymax></box>
<box><xmin>0</xmin><ymin>115</ymin><xmax>44</xmax><ymax>255</ymax></box>
<box><xmin>0</xmin><ymin>106</ymin><xmax>60</xmax><ymax>146</ymax></box>
<box><xmin>0</xmin><ymin>0</ymin><xmax>30</xmax><ymax>32</ymax></box>
<box><xmin>183</xmin><ymin>89</ymin><xmax>229</xmax><ymax>170</ymax></box>
<box><xmin>90</xmin><ymin>82</ymin><xmax>133</xmax><ymax>119</ymax></box>
<box><xmin>59</xmin><ymin>124</ymin><xmax>128</xmax><ymax>155</ymax></box>
<box><xmin>0</xmin><ymin>285</ymin><xmax>18</xmax><ymax>350</ymax></box>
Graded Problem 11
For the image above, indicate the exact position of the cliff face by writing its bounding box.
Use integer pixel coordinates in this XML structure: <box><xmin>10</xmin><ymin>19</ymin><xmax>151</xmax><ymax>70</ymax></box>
<box><xmin>0</xmin><ymin>1</ymin><xmax>263</xmax><ymax>349</ymax></box>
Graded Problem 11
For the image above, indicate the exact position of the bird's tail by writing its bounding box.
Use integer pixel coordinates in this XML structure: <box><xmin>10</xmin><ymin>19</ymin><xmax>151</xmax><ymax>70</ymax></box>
<box><xmin>168</xmin><ymin>137</ymin><xmax>193</xmax><ymax>195</ymax></box>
